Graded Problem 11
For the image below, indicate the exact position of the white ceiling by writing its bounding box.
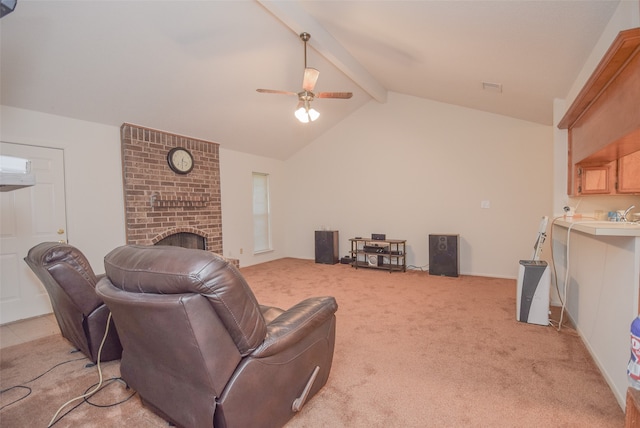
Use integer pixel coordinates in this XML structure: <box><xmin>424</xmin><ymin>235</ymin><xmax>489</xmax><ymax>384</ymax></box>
<box><xmin>0</xmin><ymin>0</ymin><xmax>622</xmax><ymax>159</ymax></box>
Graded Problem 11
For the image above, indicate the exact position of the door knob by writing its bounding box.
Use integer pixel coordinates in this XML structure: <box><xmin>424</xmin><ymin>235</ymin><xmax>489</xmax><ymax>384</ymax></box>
<box><xmin>57</xmin><ymin>229</ymin><xmax>65</xmax><ymax>235</ymax></box>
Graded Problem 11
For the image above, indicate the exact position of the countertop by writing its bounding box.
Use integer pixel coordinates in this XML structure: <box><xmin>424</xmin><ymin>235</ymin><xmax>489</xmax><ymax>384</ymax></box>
<box><xmin>554</xmin><ymin>218</ymin><xmax>640</xmax><ymax>237</ymax></box>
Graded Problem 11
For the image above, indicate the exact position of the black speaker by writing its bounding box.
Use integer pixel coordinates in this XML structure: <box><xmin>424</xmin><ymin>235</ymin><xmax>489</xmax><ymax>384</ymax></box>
<box><xmin>429</xmin><ymin>234</ymin><xmax>459</xmax><ymax>277</ymax></box>
<box><xmin>315</xmin><ymin>230</ymin><xmax>339</xmax><ymax>264</ymax></box>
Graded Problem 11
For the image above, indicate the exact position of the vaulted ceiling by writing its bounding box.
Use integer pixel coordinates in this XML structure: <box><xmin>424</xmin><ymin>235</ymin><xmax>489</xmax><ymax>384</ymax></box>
<box><xmin>0</xmin><ymin>1</ymin><xmax>621</xmax><ymax>159</ymax></box>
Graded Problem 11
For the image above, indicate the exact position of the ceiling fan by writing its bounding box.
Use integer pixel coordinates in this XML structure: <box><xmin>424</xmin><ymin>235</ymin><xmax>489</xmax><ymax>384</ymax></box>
<box><xmin>257</xmin><ymin>32</ymin><xmax>353</xmax><ymax>123</ymax></box>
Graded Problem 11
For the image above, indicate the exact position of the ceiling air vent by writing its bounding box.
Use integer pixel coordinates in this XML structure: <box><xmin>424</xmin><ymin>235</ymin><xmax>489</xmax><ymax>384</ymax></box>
<box><xmin>482</xmin><ymin>81</ymin><xmax>503</xmax><ymax>93</ymax></box>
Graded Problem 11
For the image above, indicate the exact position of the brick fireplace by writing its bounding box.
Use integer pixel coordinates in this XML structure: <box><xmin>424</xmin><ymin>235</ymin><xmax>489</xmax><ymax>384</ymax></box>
<box><xmin>120</xmin><ymin>123</ymin><xmax>223</xmax><ymax>255</ymax></box>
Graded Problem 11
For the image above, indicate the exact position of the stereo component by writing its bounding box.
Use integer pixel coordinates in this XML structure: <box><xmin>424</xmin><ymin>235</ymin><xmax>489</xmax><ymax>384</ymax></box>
<box><xmin>367</xmin><ymin>254</ymin><xmax>379</xmax><ymax>267</ymax></box>
<box><xmin>363</xmin><ymin>244</ymin><xmax>388</xmax><ymax>253</ymax></box>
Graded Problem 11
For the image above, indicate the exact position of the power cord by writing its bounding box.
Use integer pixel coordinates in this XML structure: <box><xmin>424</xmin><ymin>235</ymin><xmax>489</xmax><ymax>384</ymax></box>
<box><xmin>47</xmin><ymin>378</ymin><xmax>136</xmax><ymax>427</ymax></box>
<box><xmin>0</xmin><ymin>355</ymin><xmax>87</xmax><ymax>411</ymax></box>
<box><xmin>82</xmin><ymin>378</ymin><xmax>136</xmax><ymax>408</ymax></box>
<box><xmin>549</xmin><ymin>216</ymin><xmax>596</xmax><ymax>332</ymax></box>
<box><xmin>1</xmin><ymin>312</ymin><xmax>134</xmax><ymax>426</ymax></box>
<box><xmin>557</xmin><ymin>222</ymin><xmax>575</xmax><ymax>331</ymax></box>
<box><xmin>548</xmin><ymin>217</ymin><xmax>564</xmax><ymax>307</ymax></box>
<box><xmin>47</xmin><ymin>312</ymin><xmax>113</xmax><ymax>427</ymax></box>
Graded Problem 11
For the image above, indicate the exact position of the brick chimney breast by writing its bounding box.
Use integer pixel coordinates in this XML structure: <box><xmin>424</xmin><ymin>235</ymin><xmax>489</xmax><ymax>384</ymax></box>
<box><xmin>120</xmin><ymin>124</ymin><xmax>222</xmax><ymax>255</ymax></box>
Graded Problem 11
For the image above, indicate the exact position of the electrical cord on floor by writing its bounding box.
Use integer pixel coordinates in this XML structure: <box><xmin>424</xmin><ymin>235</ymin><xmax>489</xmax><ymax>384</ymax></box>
<box><xmin>82</xmin><ymin>378</ymin><xmax>136</xmax><ymax>408</ymax></box>
<box><xmin>549</xmin><ymin>215</ymin><xmax>596</xmax><ymax>332</ymax></box>
<box><xmin>558</xmin><ymin>223</ymin><xmax>573</xmax><ymax>331</ymax></box>
<box><xmin>47</xmin><ymin>312</ymin><xmax>113</xmax><ymax>427</ymax></box>
<box><xmin>547</xmin><ymin>216</ymin><xmax>565</xmax><ymax>329</ymax></box>
<box><xmin>0</xmin><ymin>356</ymin><xmax>87</xmax><ymax>411</ymax></box>
<box><xmin>47</xmin><ymin>378</ymin><xmax>136</xmax><ymax>427</ymax></box>
<box><xmin>548</xmin><ymin>217</ymin><xmax>563</xmax><ymax>302</ymax></box>
<box><xmin>0</xmin><ymin>385</ymin><xmax>31</xmax><ymax>410</ymax></box>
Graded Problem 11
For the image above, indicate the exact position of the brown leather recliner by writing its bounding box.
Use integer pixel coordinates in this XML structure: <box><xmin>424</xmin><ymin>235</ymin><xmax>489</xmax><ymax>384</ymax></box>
<box><xmin>24</xmin><ymin>242</ymin><xmax>122</xmax><ymax>363</ymax></box>
<box><xmin>95</xmin><ymin>245</ymin><xmax>338</xmax><ymax>428</ymax></box>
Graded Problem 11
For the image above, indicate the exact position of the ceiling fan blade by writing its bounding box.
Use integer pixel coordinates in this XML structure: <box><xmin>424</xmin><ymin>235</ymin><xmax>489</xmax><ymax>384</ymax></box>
<box><xmin>256</xmin><ymin>89</ymin><xmax>297</xmax><ymax>96</ymax></box>
<box><xmin>316</xmin><ymin>92</ymin><xmax>353</xmax><ymax>99</ymax></box>
<box><xmin>302</xmin><ymin>67</ymin><xmax>320</xmax><ymax>92</ymax></box>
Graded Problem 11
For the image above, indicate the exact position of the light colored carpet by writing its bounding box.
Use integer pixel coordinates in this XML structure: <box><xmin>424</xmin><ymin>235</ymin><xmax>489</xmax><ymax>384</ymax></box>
<box><xmin>0</xmin><ymin>258</ymin><xmax>624</xmax><ymax>427</ymax></box>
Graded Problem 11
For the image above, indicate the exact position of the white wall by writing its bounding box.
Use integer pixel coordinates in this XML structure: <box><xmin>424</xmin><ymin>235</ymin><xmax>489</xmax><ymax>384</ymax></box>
<box><xmin>0</xmin><ymin>106</ymin><xmax>125</xmax><ymax>272</ymax></box>
<box><xmin>1</xmin><ymin>100</ymin><xmax>554</xmax><ymax>278</ymax></box>
<box><xmin>284</xmin><ymin>92</ymin><xmax>553</xmax><ymax>278</ymax></box>
<box><xmin>0</xmin><ymin>106</ymin><xmax>290</xmax><ymax>270</ymax></box>
<box><xmin>564</xmin><ymin>1</ymin><xmax>640</xmax><ymax>111</ymax></box>
<box><xmin>219</xmin><ymin>148</ymin><xmax>286</xmax><ymax>267</ymax></box>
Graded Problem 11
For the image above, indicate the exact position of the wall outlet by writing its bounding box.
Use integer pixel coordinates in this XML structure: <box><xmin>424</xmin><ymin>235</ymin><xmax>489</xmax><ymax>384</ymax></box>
<box><xmin>239</xmin><ymin>248</ymin><xmax>243</xmax><ymax>255</ymax></box>
<box><xmin>481</xmin><ymin>200</ymin><xmax>491</xmax><ymax>209</ymax></box>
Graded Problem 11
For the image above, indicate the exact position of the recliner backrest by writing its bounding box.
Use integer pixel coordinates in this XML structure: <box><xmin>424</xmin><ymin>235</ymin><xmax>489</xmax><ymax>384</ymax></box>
<box><xmin>24</xmin><ymin>242</ymin><xmax>122</xmax><ymax>363</ymax></box>
<box><xmin>103</xmin><ymin>245</ymin><xmax>267</xmax><ymax>356</ymax></box>
<box><xmin>25</xmin><ymin>242</ymin><xmax>103</xmax><ymax>316</ymax></box>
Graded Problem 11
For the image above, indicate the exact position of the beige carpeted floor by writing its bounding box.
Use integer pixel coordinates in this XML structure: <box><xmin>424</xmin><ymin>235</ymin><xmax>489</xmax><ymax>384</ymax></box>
<box><xmin>0</xmin><ymin>258</ymin><xmax>624</xmax><ymax>427</ymax></box>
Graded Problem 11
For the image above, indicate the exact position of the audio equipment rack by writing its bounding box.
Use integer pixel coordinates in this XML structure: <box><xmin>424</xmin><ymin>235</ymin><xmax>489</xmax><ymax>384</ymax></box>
<box><xmin>349</xmin><ymin>238</ymin><xmax>406</xmax><ymax>272</ymax></box>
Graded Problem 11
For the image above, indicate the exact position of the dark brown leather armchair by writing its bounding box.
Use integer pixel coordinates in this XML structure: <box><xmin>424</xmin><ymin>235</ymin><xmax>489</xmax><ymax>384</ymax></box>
<box><xmin>24</xmin><ymin>242</ymin><xmax>122</xmax><ymax>363</ymax></box>
<box><xmin>96</xmin><ymin>245</ymin><xmax>338</xmax><ymax>428</ymax></box>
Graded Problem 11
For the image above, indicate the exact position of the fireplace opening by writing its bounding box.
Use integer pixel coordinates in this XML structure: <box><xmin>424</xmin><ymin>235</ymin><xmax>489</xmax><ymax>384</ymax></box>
<box><xmin>155</xmin><ymin>233</ymin><xmax>206</xmax><ymax>250</ymax></box>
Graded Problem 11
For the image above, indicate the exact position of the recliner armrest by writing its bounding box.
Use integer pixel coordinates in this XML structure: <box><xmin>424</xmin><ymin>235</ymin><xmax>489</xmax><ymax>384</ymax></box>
<box><xmin>250</xmin><ymin>296</ymin><xmax>337</xmax><ymax>358</ymax></box>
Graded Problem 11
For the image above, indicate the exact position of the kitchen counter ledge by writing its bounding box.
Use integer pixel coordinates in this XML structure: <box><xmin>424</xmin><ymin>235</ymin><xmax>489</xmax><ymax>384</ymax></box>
<box><xmin>555</xmin><ymin>219</ymin><xmax>640</xmax><ymax>237</ymax></box>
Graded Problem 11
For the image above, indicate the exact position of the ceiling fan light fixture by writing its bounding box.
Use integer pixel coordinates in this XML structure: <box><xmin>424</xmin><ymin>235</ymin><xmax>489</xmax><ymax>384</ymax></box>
<box><xmin>294</xmin><ymin>101</ymin><xmax>319</xmax><ymax>123</ymax></box>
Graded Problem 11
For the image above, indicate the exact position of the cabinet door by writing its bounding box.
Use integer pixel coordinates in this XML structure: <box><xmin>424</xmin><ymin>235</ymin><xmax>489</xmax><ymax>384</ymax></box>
<box><xmin>576</xmin><ymin>162</ymin><xmax>614</xmax><ymax>195</ymax></box>
<box><xmin>617</xmin><ymin>150</ymin><xmax>640</xmax><ymax>194</ymax></box>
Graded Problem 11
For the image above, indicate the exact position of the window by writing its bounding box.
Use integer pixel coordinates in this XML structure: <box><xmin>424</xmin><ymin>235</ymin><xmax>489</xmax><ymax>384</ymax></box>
<box><xmin>252</xmin><ymin>172</ymin><xmax>271</xmax><ymax>253</ymax></box>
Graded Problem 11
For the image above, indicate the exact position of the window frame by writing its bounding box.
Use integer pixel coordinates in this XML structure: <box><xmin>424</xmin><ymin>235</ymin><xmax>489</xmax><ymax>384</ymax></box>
<box><xmin>252</xmin><ymin>172</ymin><xmax>272</xmax><ymax>254</ymax></box>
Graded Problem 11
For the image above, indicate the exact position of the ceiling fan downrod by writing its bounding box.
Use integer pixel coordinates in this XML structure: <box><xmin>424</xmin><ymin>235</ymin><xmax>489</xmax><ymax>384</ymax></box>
<box><xmin>300</xmin><ymin>32</ymin><xmax>310</xmax><ymax>69</ymax></box>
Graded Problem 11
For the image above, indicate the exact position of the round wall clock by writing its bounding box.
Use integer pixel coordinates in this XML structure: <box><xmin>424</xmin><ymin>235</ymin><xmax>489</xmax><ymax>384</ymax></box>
<box><xmin>167</xmin><ymin>147</ymin><xmax>194</xmax><ymax>174</ymax></box>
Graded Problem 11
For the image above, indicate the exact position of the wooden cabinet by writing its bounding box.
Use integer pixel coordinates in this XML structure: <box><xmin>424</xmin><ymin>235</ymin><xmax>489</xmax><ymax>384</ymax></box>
<box><xmin>349</xmin><ymin>238</ymin><xmax>406</xmax><ymax>272</ymax></box>
<box><xmin>574</xmin><ymin>152</ymin><xmax>640</xmax><ymax>195</ymax></box>
<box><xmin>559</xmin><ymin>28</ymin><xmax>640</xmax><ymax>196</ymax></box>
<box><xmin>618</xmin><ymin>150</ymin><xmax>640</xmax><ymax>194</ymax></box>
<box><xmin>575</xmin><ymin>162</ymin><xmax>614</xmax><ymax>195</ymax></box>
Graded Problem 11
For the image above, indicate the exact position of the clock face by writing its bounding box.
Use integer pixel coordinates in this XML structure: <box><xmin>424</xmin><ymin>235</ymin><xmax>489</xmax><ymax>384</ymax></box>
<box><xmin>167</xmin><ymin>148</ymin><xmax>194</xmax><ymax>174</ymax></box>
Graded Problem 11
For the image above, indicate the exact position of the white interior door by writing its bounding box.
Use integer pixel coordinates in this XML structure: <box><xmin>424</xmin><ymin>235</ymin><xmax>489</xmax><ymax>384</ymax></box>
<box><xmin>0</xmin><ymin>142</ymin><xmax>67</xmax><ymax>324</ymax></box>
